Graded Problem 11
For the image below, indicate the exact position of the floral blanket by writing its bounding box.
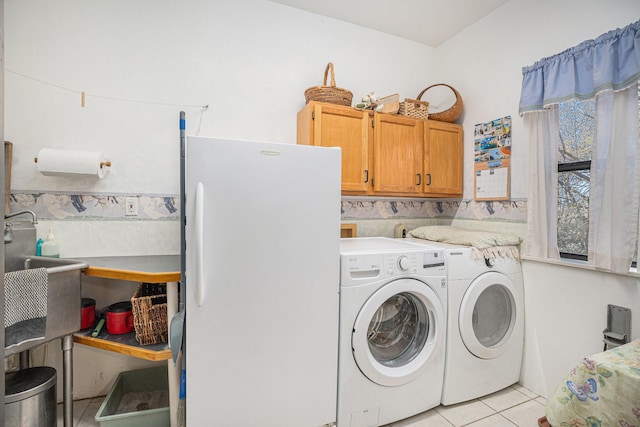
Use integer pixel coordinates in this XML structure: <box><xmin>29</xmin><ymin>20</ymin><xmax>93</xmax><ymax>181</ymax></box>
<box><xmin>546</xmin><ymin>339</ymin><xmax>640</xmax><ymax>427</ymax></box>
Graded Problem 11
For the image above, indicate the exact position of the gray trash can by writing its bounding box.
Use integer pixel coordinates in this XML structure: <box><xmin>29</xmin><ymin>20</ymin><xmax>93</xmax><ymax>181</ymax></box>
<box><xmin>5</xmin><ymin>366</ymin><xmax>57</xmax><ymax>427</ymax></box>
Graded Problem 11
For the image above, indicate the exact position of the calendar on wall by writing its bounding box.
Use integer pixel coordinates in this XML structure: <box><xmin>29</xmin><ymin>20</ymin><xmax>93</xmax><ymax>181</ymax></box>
<box><xmin>474</xmin><ymin>116</ymin><xmax>511</xmax><ymax>201</ymax></box>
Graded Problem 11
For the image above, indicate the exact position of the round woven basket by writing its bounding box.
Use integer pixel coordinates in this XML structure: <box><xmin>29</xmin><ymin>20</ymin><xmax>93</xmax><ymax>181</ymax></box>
<box><xmin>418</xmin><ymin>84</ymin><xmax>463</xmax><ymax>123</ymax></box>
<box><xmin>304</xmin><ymin>62</ymin><xmax>353</xmax><ymax>106</ymax></box>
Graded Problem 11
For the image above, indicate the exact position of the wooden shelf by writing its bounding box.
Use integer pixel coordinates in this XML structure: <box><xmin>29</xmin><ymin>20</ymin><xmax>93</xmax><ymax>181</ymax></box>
<box><xmin>73</xmin><ymin>329</ymin><xmax>171</xmax><ymax>361</ymax></box>
<box><xmin>72</xmin><ymin>255</ymin><xmax>180</xmax><ymax>283</ymax></box>
<box><xmin>71</xmin><ymin>255</ymin><xmax>180</xmax><ymax>361</ymax></box>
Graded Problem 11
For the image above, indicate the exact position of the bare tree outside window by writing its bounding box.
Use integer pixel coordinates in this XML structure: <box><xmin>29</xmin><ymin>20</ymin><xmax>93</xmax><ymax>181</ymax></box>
<box><xmin>557</xmin><ymin>98</ymin><xmax>594</xmax><ymax>259</ymax></box>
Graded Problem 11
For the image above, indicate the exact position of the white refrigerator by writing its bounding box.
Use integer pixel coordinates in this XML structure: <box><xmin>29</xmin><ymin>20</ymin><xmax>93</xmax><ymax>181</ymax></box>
<box><xmin>184</xmin><ymin>136</ymin><xmax>341</xmax><ymax>426</ymax></box>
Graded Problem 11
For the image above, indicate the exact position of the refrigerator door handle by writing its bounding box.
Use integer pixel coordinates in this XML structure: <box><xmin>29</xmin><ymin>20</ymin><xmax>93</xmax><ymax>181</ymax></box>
<box><xmin>194</xmin><ymin>182</ymin><xmax>205</xmax><ymax>306</ymax></box>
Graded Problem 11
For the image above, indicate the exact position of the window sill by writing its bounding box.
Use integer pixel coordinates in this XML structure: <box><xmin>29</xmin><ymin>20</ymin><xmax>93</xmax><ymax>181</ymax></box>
<box><xmin>522</xmin><ymin>254</ymin><xmax>640</xmax><ymax>278</ymax></box>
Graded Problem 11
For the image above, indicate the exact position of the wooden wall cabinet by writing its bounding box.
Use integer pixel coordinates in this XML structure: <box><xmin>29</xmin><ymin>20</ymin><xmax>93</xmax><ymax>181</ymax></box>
<box><xmin>297</xmin><ymin>101</ymin><xmax>369</xmax><ymax>193</ymax></box>
<box><xmin>297</xmin><ymin>101</ymin><xmax>463</xmax><ymax>198</ymax></box>
<box><xmin>423</xmin><ymin>120</ymin><xmax>463</xmax><ymax>197</ymax></box>
<box><xmin>371</xmin><ymin>113</ymin><xmax>424</xmax><ymax>195</ymax></box>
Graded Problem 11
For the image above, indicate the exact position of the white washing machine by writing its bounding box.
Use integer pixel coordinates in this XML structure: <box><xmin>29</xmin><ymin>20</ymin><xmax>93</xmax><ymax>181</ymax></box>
<box><xmin>410</xmin><ymin>240</ymin><xmax>524</xmax><ymax>405</ymax></box>
<box><xmin>338</xmin><ymin>237</ymin><xmax>447</xmax><ymax>427</ymax></box>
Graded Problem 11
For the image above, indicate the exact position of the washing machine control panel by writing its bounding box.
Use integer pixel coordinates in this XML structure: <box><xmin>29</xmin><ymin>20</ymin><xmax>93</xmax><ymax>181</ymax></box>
<box><xmin>383</xmin><ymin>250</ymin><xmax>445</xmax><ymax>277</ymax></box>
<box><xmin>342</xmin><ymin>247</ymin><xmax>445</xmax><ymax>282</ymax></box>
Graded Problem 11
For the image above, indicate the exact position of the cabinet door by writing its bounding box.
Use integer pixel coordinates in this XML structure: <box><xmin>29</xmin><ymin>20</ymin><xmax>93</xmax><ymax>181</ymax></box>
<box><xmin>423</xmin><ymin>121</ymin><xmax>463</xmax><ymax>197</ymax></box>
<box><xmin>372</xmin><ymin>113</ymin><xmax>423</xmax><ymax>195</ymax></box>
<box><xmin>302</xmin><ymin>103</ymin><xmax>370</xmax><ymax>193</ymax></box>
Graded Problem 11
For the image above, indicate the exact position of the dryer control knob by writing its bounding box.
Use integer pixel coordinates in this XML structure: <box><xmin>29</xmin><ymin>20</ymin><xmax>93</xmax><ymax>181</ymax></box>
<box><xmin>398</xmin><ymin>255</ymin><xmax>411</xmax><ymax>271</ymax></box>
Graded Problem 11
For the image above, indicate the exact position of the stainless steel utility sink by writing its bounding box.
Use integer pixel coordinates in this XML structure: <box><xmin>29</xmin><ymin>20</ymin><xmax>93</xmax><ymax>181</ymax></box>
<box><xmin>4</xmin><ymin>256</ymin><xmax>88</xmax><ymax>356</ymax></box>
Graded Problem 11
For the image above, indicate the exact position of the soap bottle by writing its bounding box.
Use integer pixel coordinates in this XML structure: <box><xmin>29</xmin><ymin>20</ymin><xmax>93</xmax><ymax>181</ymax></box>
<box><xmin>36</xmin><ymin>238</ymin><xmax>44</xmax><ymax>256</ymax></box>
<box><xmin>41</xmin><ymin>230</ymin><xmax>60</xmax><ymax>258</ymax></box>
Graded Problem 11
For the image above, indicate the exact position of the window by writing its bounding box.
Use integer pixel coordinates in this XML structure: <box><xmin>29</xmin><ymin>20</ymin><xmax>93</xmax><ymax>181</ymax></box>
<box><xmin>557</xmin><ymin>98</ymin><xmax>594</xmax><ymax>260</ymax></box>
<box><xmin>556</xmin><ymin>91</ymin><xmax>640</xmax><ymax>263</ymax></box>
<box><xmin>520</xmin><ymin>20</ymin><xmax>640</xmax><ymax>273</ymax></box>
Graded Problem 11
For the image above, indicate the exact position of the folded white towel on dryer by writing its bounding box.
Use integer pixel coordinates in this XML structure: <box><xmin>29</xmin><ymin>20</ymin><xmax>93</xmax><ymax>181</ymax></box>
<box><xmin>409</xmin><ymin>225</ymin><xmax>522</xmax><ymax>260</ymax></box>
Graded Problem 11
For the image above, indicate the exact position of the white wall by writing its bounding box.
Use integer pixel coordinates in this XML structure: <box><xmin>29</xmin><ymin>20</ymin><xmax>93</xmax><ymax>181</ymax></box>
<box><xmin>520</xmin><ymin>260</ymin><xmax>640</xmax><ymax>396</ymax></box>
<box><xmin>435</xmin><ymin>0</ymin><xmax>640</xmax><ymax>396</ymax></box>
<box><xmin>5</xmin><ymin>0</ymin><xmax>436</xmax><ymax>194</ymax></box>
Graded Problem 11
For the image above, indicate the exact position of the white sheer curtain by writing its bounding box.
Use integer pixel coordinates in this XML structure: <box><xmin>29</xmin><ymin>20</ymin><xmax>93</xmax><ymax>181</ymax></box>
<box><xmin>525</xmin><ymin>106</ymin><xmax>560</xmax><ymax>260</ymax></box>
<box><xmin>589</xmin><ymin>85</ymin><xmax>640</xmax><ymax>272</ymax></box>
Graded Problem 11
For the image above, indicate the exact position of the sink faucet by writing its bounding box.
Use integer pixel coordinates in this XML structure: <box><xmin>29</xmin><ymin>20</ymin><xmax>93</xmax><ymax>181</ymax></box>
<box><xmin>5</xmin><ymin>210</ymin><xmax>38</xmax><ymax>224</ymax></box>
<box><xmin>4</xmin><ymin>210</ymin><xmax>38</xmax><ymax>244</ymax></box>
<box><xmin>4</xmin><ymin>222</ymin><xmax>12</xmax><ymax>243</ymax></box>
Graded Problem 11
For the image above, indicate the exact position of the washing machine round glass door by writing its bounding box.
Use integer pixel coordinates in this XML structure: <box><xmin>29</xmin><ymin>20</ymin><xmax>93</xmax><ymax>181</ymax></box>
<box><xmin>351</xmin><ymin>278</ymin><xmax>444</xmax><ymax>387</ymax></box>
<box><xmin>458</xmin><ymin>271</ymin><xmax>518</xmax><ymax>359</ymax></box>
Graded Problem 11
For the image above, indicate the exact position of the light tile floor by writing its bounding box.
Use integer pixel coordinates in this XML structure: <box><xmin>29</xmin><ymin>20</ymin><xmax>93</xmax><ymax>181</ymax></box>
<box><xmin>59</xmin><ymin>384</ymin><xmax>546</xmax><ymax>427</ymax></box>
<box><xmin>387</xmin><ymin>385</ymin><xmax>546</xmax><ymax>427</ymax></box>
<box><xmin>57</xmin><ymin>397</ymin><xmax>102</xmax><ymax>427</ymax></box>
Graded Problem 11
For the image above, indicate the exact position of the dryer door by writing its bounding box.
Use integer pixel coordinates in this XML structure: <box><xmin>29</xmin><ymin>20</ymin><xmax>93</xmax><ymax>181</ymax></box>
<box><xmin>458</xmin><ymin>271</ymin><xmax>518</xmax><ymax>359</ymax></box>
<box><xmin>352</xmin><ymin>278</ymin><xmax>444</xmax><ymax>387</ymax></box>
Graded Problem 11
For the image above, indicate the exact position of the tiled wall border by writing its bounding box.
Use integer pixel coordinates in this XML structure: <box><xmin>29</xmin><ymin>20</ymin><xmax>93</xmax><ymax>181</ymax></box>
<box><xmin>10</xmin><ymin>192</ymin><xmax>180</xmax><ymax>221</ymax></box>
<box><xmin>341</xmin><ymin>197</ymin><xmax>527</xmax><ymax>223</ymax></box>
<box><xmin>9</xmin><ymin>192</ymin><xmax>527</xmax><ymax>223</ymax></box>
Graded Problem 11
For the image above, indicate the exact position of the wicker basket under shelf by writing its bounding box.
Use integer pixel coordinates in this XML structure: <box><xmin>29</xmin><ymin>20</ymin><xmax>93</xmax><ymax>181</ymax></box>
<box><xmin>131</xmin><ymin>283</ymin><xmax>168</xmax><ymax>346</ymax></box>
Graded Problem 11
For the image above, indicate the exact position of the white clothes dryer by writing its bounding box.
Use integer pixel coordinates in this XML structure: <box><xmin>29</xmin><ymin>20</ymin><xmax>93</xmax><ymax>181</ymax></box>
<box><xmin>410</xmin><ymin>240</ymin><xmax>524</xmax><ymax>405</ymax></box>
<box><xmin>338</xmin><ymin>238</ymin><xmax>447</xmax><ymax>427</ymax></box>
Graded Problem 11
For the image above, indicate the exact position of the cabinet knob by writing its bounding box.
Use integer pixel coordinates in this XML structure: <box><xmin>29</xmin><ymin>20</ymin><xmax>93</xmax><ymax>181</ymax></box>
<box><xmin>364</xmin><ymin>170</ymin><xmax>369</xmax><ymax>183</ymax></box>
<box><xmin>426</xmin><ymin>173</ymin><xmax>432</xmax><ymax>186</ymax></box>
<box><xmin>416</xmin><ymin>174</ymin><xmax>422</xmax><ymax>186</ymax></box>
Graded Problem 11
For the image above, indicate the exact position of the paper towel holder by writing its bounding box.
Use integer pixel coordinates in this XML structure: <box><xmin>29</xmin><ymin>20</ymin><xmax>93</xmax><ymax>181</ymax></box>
<box><xmin>33</xmin><ymin>148</ymin><xmax>112</xmax><ymax>178</ymax></box>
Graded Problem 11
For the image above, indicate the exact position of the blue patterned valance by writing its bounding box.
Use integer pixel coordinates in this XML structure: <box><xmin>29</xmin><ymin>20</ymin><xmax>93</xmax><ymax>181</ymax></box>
<box><xmin>519</xmin><ymin>20</ymin><xmax>640</xmax><ymax>114</ymax></box>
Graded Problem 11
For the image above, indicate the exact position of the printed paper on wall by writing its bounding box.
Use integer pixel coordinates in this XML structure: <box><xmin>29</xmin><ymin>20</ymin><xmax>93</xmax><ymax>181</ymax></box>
<box><xmin>474</xmin><ymin>116</ymin><xmax>511</xmax><ymax>201</ymax></box>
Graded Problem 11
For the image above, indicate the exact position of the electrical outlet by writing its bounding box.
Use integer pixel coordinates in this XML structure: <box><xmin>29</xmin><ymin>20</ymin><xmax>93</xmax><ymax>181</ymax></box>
<box><xmin>125</xmin><ymin>196</ymin><xmax>139</xmax><ymax>216</ymax></box>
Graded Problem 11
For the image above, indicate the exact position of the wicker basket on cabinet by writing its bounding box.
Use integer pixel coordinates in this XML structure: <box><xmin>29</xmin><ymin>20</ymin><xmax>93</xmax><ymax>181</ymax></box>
<box><xmin>398</xmin><ymin>97</ymin><xmax>429</xmax><ymax>120</ymax></box>
<box><xmin>304</xmin><ymin>62</ymin><xmax>353</xmax><ymax>106</ymax></box>
<box><xmin>419</xmin><ymin>84</ymin><xmax>464</xmax><ymax>123</ymax></box>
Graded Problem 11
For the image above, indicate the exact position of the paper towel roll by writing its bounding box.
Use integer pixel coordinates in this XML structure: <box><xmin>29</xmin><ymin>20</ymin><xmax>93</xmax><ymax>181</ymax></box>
<box><xmin>36</xmin><ymin>148</ymin><xmax>110</xmax><ymax>178</ymax></box>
